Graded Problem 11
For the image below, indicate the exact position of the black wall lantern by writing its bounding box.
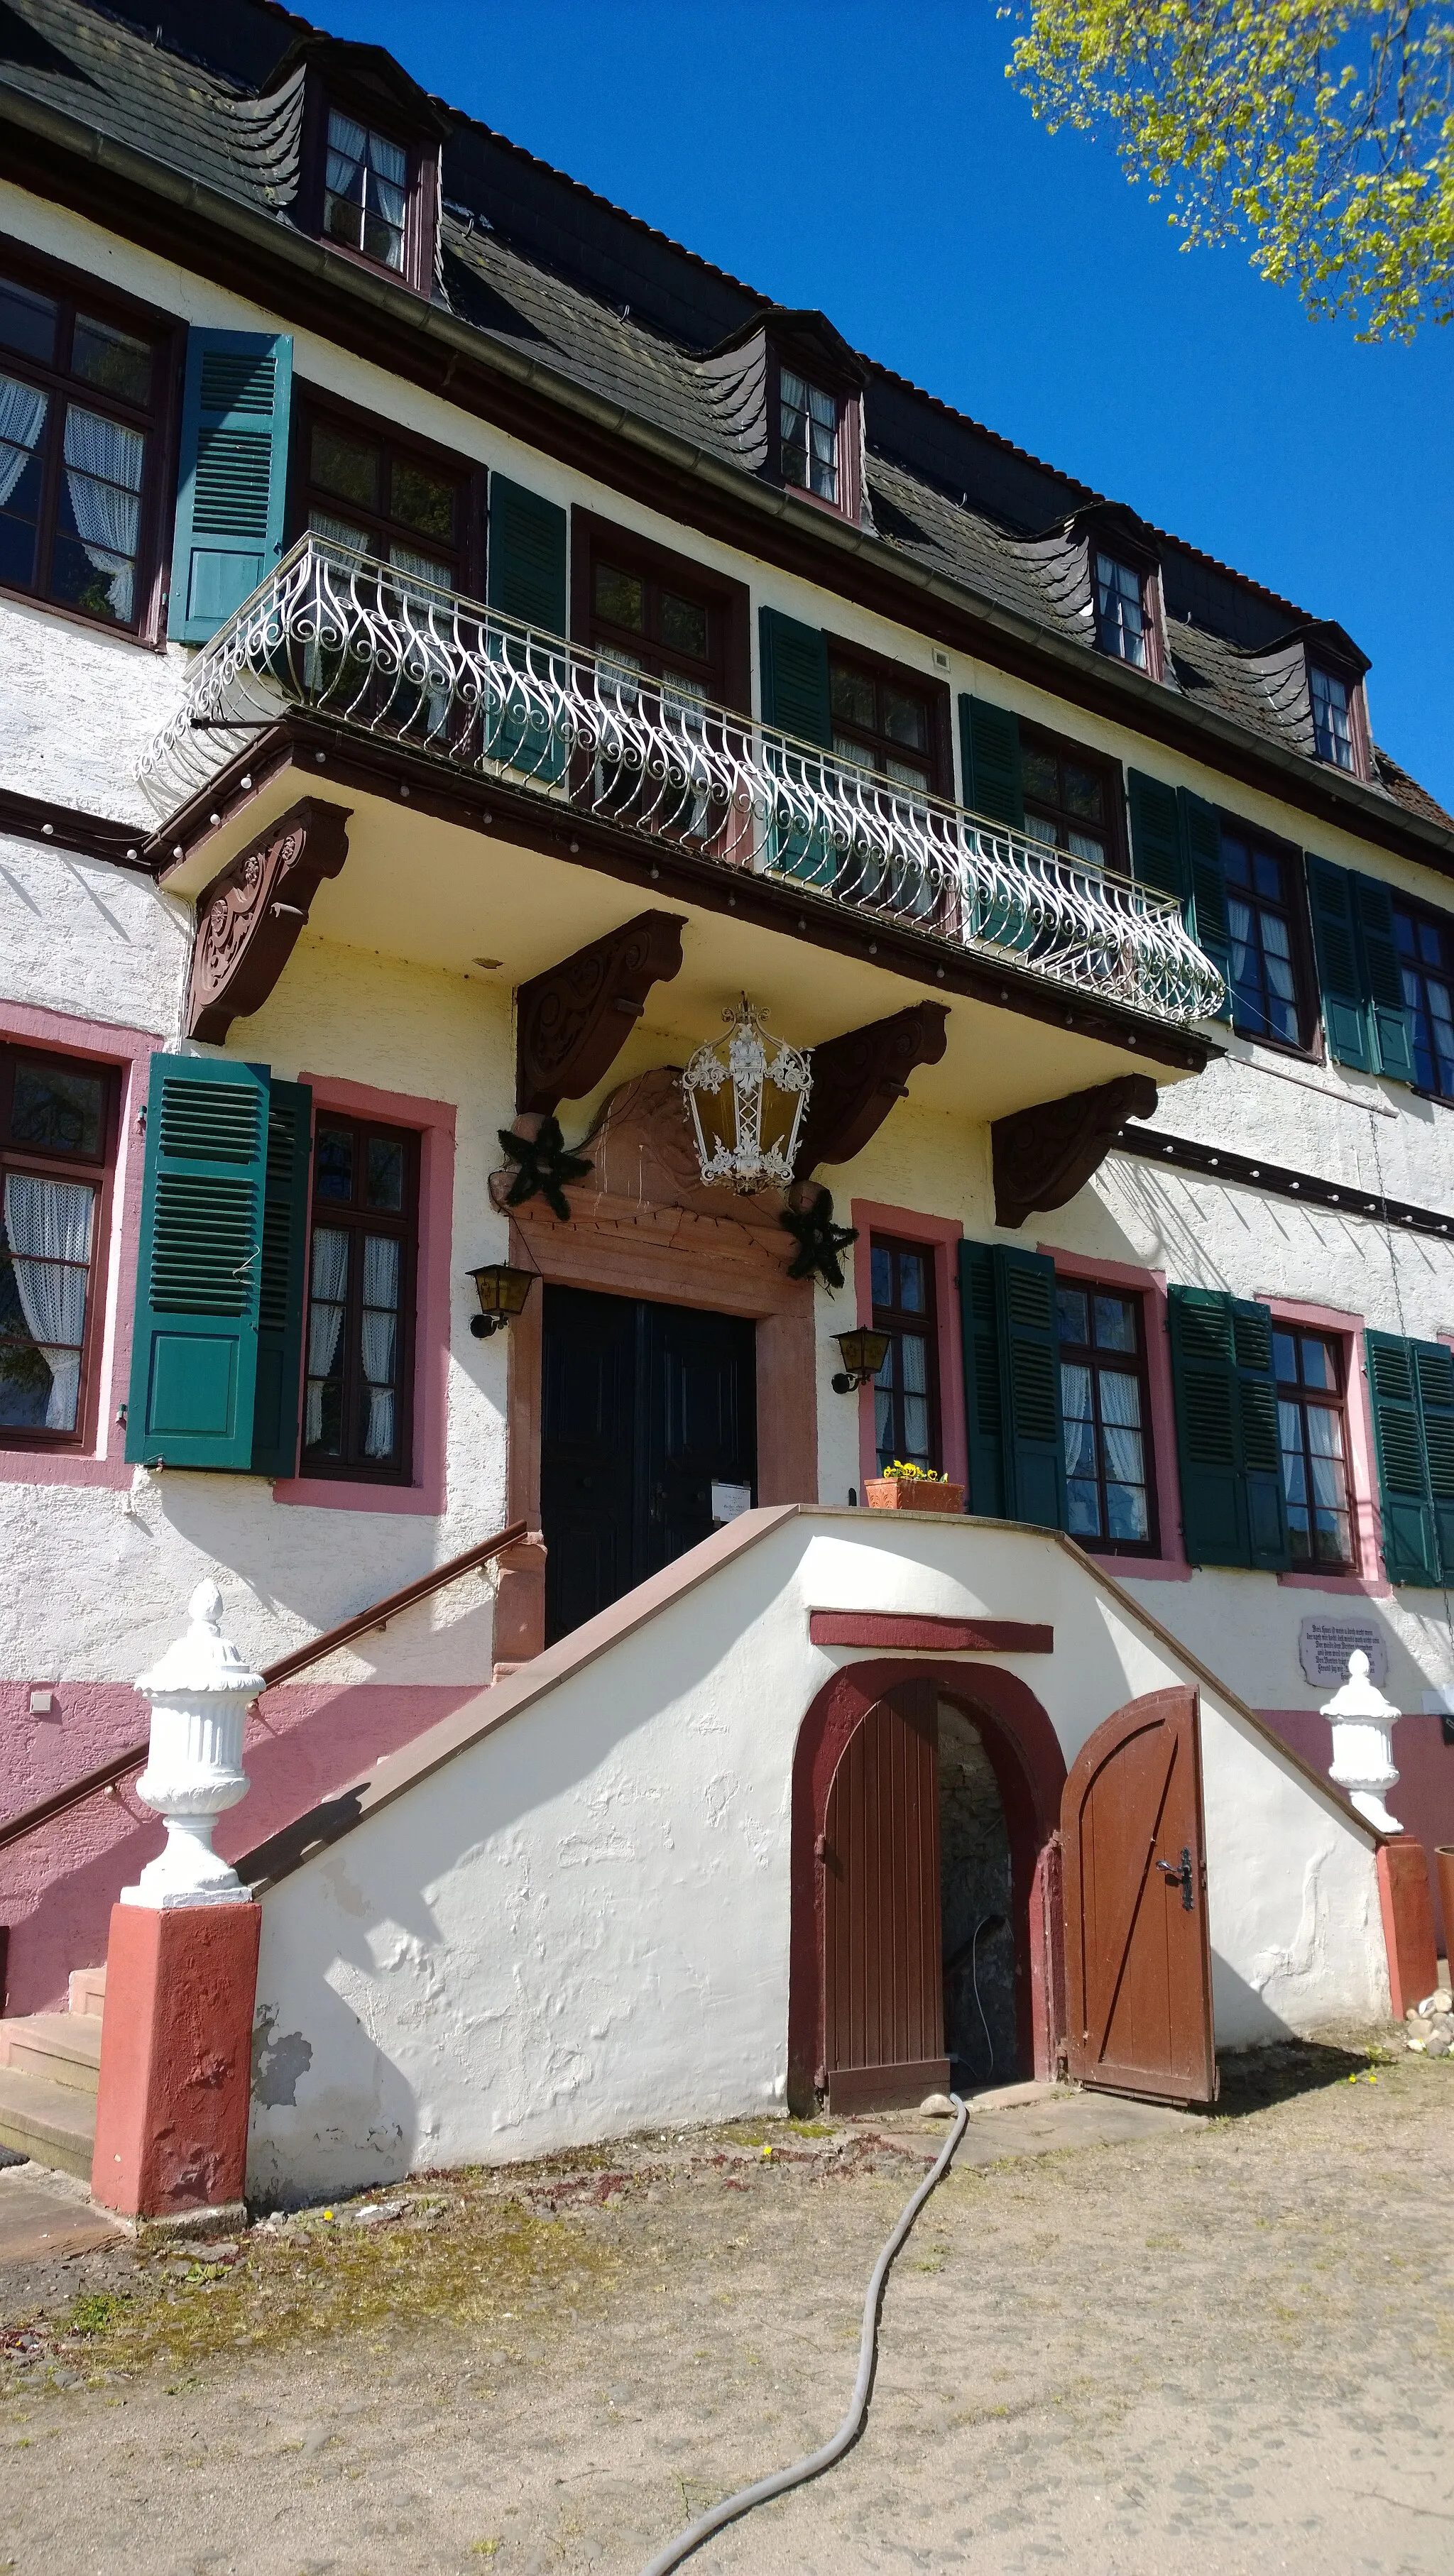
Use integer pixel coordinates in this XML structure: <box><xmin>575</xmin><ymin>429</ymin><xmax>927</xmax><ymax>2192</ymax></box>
<box><xmin>831</xmin><ymin>1325</ymin><xmax>890</xmax><ymax>1393</ymax></box>
<box><xmin>468</xmin><ymin>1263</ymin><xmax>535</xmax><ymax>1338</ymax></box>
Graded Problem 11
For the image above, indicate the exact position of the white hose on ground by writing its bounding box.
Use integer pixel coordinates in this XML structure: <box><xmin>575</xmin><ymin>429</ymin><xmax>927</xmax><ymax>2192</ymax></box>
<box><xmin>636</xmin><ymin>2093</ymin><xmax>970</xmax><ymax>2575</ymax></box>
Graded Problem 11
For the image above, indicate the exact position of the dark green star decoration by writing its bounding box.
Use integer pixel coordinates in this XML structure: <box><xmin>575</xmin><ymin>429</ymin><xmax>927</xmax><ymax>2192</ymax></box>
<box><xmin>779</xmin><ymin>1185</ymin><xmax>858</xmax><ymax>1291</ymax></box>
<box><xmin>496</xmin><ymin>1116</ymin><xmax>593</xmax><ymax>1222</ymax></box>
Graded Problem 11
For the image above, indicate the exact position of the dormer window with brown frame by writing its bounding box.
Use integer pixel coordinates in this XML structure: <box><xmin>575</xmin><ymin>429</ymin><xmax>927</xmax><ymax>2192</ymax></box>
<box><xmin>292</xmin><ymin>42</ymin><xmax>446</xmax><ymax>297</ymax></box>
<box><xmin>324</xmin><ymin>111</ymin><xmax>410</xmax><ymax>273</ymax></box>
<box><xmin>780</xmin><ymin>367</ymin><xmax>841</xmax><ymax>505</ymax></box>
<box><xmin>1309</xmin><ymin>659</ymin><xmax>1359</xmax><ymax>773</ymax></box>
<box><xmin>1094</xmin><ymin>549</ymin><xmax>1155</xmax><ymax>673</ymax></box>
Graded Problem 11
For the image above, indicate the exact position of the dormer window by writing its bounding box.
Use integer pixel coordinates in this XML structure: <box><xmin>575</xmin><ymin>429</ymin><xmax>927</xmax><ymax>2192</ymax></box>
<box><xmin>1310</xmin><ymin>662</ymin><xmax>1355</xmax><ymax>770</ymax></box>
<box><xmin>780</xmin><ymin>368</ymin><xmax>839</xmax><ymax>504</ymax></box>
<box><xmin>1094</xmin><ymin>552</ymin><xmax>1149</xmax><ymax>669</ymax></box>
<box><xmin>324</xmin><ymin>111</ymin><xmax>408</xmax><ymax>273</ymax></box>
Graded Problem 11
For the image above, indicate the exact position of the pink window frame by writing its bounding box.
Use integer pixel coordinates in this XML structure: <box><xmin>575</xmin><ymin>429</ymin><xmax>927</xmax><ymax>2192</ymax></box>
<box><xmin>1258</xmin><ymin>1293</ymin><xmax>1391</xmax><ymax>1596</ymax></box>
<box><xmin>1040</xmin><ymin>1244</ymin><xmax>1190</xmax><ymax>1582</ymax></box>
<box><xmin>274</xmin><ymin>1071</ymin><xmax>455</xmax><ymax>1516</ymax></box>
<box><xmin>849</xmin><ymin>1203</ymin><xmax>966</xmax><ymax>1495</ymax></box>
<box><xmin>0</xmin><ymin>1001</ymin><xmax>160</xmax><ymax>1491</ymax></box>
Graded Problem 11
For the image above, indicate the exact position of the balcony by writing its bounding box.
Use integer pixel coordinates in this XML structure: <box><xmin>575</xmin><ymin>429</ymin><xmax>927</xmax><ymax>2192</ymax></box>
<box><xmin>140</xmin><ymin>538</ymin><xmax>1222</xmax><ymax>1032</ymax></box>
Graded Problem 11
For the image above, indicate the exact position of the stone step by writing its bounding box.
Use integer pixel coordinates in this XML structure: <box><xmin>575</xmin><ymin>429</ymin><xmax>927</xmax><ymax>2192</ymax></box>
<box><xmin>0</xmin><ymin>2014</ymin><xmax>102</xmax><ymax>2095</ymax></box>
<box><xmin>0</xmin><ymin>2064</ymin><xmax>96</xmax><ymax>2183</ymax></box>
<box><xmin>68</xmin><ymin>1965</ymin><xmax>106</xmax><ymax>2020</ymax></box>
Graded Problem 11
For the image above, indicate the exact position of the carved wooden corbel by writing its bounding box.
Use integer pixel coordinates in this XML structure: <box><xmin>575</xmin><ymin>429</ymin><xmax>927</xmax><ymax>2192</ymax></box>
<box><xmin>516</xmin><ymin>911</ymin><xmax>685</xmax><ymax>1113</ymax></box>
<box><xmin>187</xmin><ymin>798</ymin><xmax>351</xmax><ymax>1044</ymax></box>
<box><xmin>792</xmin><ymin>1001</ymin><xmax>950</xmax><ymax>1179</ymax></box>
<box><xmin>991</xmin><ymin>1073</ymin><xmax>1158</xmax><ymax>1230</ymax></box>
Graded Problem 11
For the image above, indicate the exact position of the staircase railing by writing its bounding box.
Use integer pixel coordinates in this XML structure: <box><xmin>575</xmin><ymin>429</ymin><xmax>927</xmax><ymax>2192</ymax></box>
<box><xmin>0</xmin><ymin>1520</ymin><xmax>528</xmax><ymax>1856</ymax></box>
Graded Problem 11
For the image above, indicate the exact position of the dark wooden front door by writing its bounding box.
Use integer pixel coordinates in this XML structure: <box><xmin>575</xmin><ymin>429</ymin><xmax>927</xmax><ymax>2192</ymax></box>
<box><xmin>821</xmin><ymin>1682</ymin><xmax>951</xmax><ymax>2113</ymax></box>
<box><xmin>1061</xmin><ymin>1687</ymin><xmax>1216</xmax><ymax>2106</ymax></box>
<box><xmin>540</xmin><ymin>1285</ymin><xmax>756</xmax><ymax>1643</ymax></box>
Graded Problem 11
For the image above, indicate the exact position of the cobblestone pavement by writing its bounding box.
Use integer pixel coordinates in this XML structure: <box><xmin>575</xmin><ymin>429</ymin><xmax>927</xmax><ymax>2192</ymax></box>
<box><xmin>1</xmin><ymin>2038</ymin><xmax>1450</xmax><ymax>2575</ymax></box>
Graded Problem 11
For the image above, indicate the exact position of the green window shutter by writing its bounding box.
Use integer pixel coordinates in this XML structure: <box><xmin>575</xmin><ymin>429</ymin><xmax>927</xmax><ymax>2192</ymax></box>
<box><xmin>1414</xmin><ymin>1341</ymin><xmax>1454</xmax><ymax>1580</ymax></box>
<box><xmin>168</xmin><ymin>330</ymin><xmax>292</xmax><ymax>643</ymax></box>
<box><xmin>1365</xmin><ymin>1331</ymin><xmax>1441</xmax><ymax>1584</ymax></box>
<box><xmin>1230</xmin><ymin>1299</ymin><xmax>1291</xmax><ymax>1569</ymax></box>
<box><xmin>486</xmin><ymin>475</ymin><xmax>567</xmax><ymax>634</ymax></box>
<box><xmin>958</xmin><ymin>696</ymin><xmax>1024</xmax><ymax>830</ymax></box>
<box><xmin>957</xmin><ymin>1243</ymin><xmax>1064</xmax><ymax>1529</ymax></box>
<box><xmin>1127</xmin><ymin>771</ymin><xmax>1188</xmax><ymax>906</ymax></box>
<box><xmin>1306</xmin><ymin>857</ymin><xmax>1371</xmax><ymax>1070</ymax></box>
<box><xmin>1352</xmin><ymin>875</ymin><xmax>1416</xmax><ymax>1083</ymax></box>
<box><xmin>959</xmin><ymin>1241</ymin><xmax>1006</xmax><ymax>1519</ymax></box>
<box><xmin>1179</xmin><ymin>789</ymin><xmax>1232</xmax><ymax>1021</ymax></box>
<box><xmin>126</xmin><ymin>1055</ymin><xmax>270</xmax><ymax>1470</ymax></box>
<box><xmin>759</xmin><ymin>608</ymin><xmax>832</xmax><ymax>745</ymax></box>
<box><xmin>248</xmin><ymin>1080</ymin><xmax>312</xmax><ymax>1479</ymax></box>
<box><xmin>1168</xmin><ymin>1286</ymin><xmax>1247</xmax><ymax>1566</ymax></box>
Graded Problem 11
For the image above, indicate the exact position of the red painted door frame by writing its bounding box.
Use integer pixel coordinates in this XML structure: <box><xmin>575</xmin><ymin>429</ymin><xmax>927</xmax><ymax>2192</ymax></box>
<box><xmin>789</xmin><ymin>1658</ymin><xmax>1068</xmax><ymax>2112</ymax></box>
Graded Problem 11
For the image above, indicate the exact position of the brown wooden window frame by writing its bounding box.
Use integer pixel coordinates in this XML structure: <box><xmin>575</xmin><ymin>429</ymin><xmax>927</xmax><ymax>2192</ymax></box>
<box><xmin>1084</xmin><ymin>527</ymin><xmax>1164</xmax><ymax>682</ymax></box>
<box><xmin>825</xmin><ymin>639</ymin><xmax>954</xmax><ymax>803</ymax></box>
<box><xmin>0</xmin><ymin>1039</ymin><xmax>119</xmax><ymax>1455</ymax></box>
<box><xmin>870</xmin><ymin>1233</ymin><xmax>943</xmax><ymax>1476</ymax></box>
<box><xmin>1020</xmin><ymin>722</ymin><xmax>1128</xmax><ymax>875</ymax></box>
<box><xmin>302</xmin><ymin>1112</ymin><xmax>421</xmax><ymax>1486</ymax></box>
<box><xmin>1272</xmin><ymin>1322</ymin><xmax>1355</xmax><ymax>1572</ymax></box>
<box><xmin>1389</xmin><ymin>892</ymin><xmax>1454</xmax><ymax>1105</ymax></box>
<box><xmin>298</xmin><ymin>80</ymin><xmax>439</xmax><ymax>300</ymax></box>
<box><xmin>290</xmin><ymin>390</ymin><xmax>483</xmax><ymax>593</ymax></box>
<box><xmin>1218</xmin><ymin>818</ymin><xmax>1321</xmax><ymax>1058</ymax></box>
<box><xmin>1054</xmin><ymin>1276</ymin><xmax>1160</xmax><ymax>1558</ymax></box>
<box><xmin>765</xmin><ymin>344</ymin><xmax>863</xmax><ymax>525</ymax></box>
<box><xmin>571</xmin><ymin>510</ymin><xmax>751</xmax><ymax>713</ymax></box>
<box><xmin>1306</xmin><ymin>653</ymin><xmax>1369</xmax><ymax>780</ymax></box>
<box><xmin>0</xmin><ymin>236</ymin><xmax>181</xmax><ymax>647</ymax></box>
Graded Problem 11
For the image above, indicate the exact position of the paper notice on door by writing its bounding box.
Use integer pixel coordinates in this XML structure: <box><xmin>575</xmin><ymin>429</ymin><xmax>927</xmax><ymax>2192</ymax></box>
<box><xmin>711</xmin><ymin>1481</ymin><xmax>753</xmax><ymax>1526</ymax></box>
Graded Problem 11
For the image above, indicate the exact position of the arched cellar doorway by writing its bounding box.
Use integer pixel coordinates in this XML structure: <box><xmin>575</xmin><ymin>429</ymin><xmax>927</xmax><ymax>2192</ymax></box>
<box><xmin>788</xmin><ymin>1660</ymin><xmax>1068</xmax><ymax>2115</ymax></box>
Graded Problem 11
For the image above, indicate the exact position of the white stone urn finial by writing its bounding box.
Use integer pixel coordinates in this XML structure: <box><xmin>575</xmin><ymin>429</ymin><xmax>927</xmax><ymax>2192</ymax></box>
<box><xmin>1322</xmin><ymin>1648</ymin><xmax>1404</xmax><ymax>1835</ymax></box>
<box><xmin>121</xmin><ymin>1577</ymin><xmax>266</xmax><ymax>1909</ymax></box>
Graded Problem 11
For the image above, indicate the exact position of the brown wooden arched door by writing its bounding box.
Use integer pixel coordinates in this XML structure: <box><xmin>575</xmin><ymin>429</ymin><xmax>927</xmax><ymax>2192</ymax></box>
<box><xmin>1061</xmin><ymin>1686</ymin><xmax>1216</xmax><ymax>2106</ymax></box>
<box><xmin>821</xmin><ymin>1680</ymin><xmax>950</xmax><ymax>2113</ymax></box>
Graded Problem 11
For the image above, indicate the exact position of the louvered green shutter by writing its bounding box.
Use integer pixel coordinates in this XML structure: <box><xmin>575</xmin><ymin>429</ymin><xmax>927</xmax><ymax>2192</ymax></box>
<box><xmin>1179</xmin><ymin>789</ymin><xmax>1232</xmax><ymax>1020</ymax></box>
<box><xmin>960</xmin><ymin>1241</ymin><xmax>1007</xmax><ymax>1518</ymax></box>
<box><xmin>1230</xmin><ymin>1299</ymin><xmax>1291</xmax><ymax>1569</ymax></box>
<box><xmin>1306</xmin><ymin>857</ymin><xmax>1372</xmax><ymax>1070</ymax></box>
<box><xmin>126</xmin><ymin>1056</ymin><xmax>270</xmax><ymax>1469</ymax></box>
<box><xmin>1352</xmin><ymin>875</ymin><xmax>1416</xmax><ymax>1083</ymax></box>
<box><xmin>485</xmin><ymin>476</ymin><xmax>568</xmax><ymax>782</ymax></box>
<box><xmin>957</xmin><ymin>1242</ymin><xmax>1065</xmax><ymax>1529</ymax></box>
<box><xmin>958</xmin><ymin>698</ymin><xmax>1024</xmax><ymax>830</ymax></box>
<box><xmin>168</xmin><ymin>331</ymin><xmax>293</xmax><ymax>643</ymax></box>
<box><xmin>486</xmin><ymin>476</ymin><xmax>567</xmax><ymax>633</ymax></box>
<box><xmin>1365</xmin><ymin>1331</ymin><xmax>1443</xmax><ymax>1584</ymax></box>
<box><xmin>249</xmin><ymin>1080</ymin><xmax>312</xmax><ymax>1479</ymax></box>
<box><xmin>1127</xmin><ymin>770</ymin><xmax>1188</xmax><ymax>906</ymax></box>
<box><xmin>759</xmin><ymin>609</ymin><xmax>832</xmax><ymax>745</ymax></box>
<box><xmin>1416</xmin><ymin>1342</ymin><xmax>1454</xmax><ymax>1579</ymax></box>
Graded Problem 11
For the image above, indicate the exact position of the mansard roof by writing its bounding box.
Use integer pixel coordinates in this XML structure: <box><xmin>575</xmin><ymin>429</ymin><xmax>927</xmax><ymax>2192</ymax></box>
<box><xmin>0</xmin><ymin>0</ymin><xmax>1447</xmax><ymax>839</ymax></box>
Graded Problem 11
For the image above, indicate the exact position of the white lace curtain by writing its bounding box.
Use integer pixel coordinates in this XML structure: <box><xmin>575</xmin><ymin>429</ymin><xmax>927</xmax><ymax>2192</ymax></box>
<box><xmin>304</xmin><ymin>1226</ymin><xmax>349</xmax><ymax>1447</ymax></box>
<box><xmin>361</xmin><ymin>1234</ymin><xmax>398</xmax><ymax>1460</ymax></box>
<box><xmin>4</xmin><ymin>1174</ymin><xmax>94</xmax><ymax>1431</ymax></box>
<box><xmin>0</xmin><ymin>373</ymin><xmax>48</xmax><ymax>509</ymax></box>
<box><xmin>62</xmin><ymin>405</ymin><xmax>144</xmax><ymax>622</ymax></box>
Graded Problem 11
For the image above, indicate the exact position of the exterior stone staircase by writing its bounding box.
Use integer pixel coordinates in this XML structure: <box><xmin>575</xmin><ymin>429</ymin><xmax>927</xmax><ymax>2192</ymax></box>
<box><xmin>0</xmin><ymin>1966</ymin><xmax>104</xmax><ymax>2181</ymax></box>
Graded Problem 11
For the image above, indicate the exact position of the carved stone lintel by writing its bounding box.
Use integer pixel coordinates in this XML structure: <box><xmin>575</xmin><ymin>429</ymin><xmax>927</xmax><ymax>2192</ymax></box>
<box><xmin>992</xmin><ymin>1073</ymin><xmax>1158</xmax><ymax>1230</ymax></box>
<box><xmin>792</xmin><ymin>1002</ymin><xmax>949</xmax><ymax>1180</ymax></box>
<box><xmin>187</xmin><ymin>799</ymin><xmax>351</xmax><ymax>1044</ymax></box>
<box><xmin>516</xmin><ymin>911</ymin><xmax>685</xmax><ymax>1114</ymax></box>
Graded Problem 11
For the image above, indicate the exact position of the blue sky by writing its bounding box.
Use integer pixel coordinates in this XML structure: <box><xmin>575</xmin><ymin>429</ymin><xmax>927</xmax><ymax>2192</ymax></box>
<box><xmin>320</xmin><ymin>0</ymin><xmax>1453</xmax><ymax>809</ymax></box>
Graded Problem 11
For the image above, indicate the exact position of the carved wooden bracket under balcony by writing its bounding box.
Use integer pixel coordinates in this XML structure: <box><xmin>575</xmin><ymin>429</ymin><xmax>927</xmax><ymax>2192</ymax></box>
<box><xmin>186</xmin><ymin>798</ymin><xmax>351</xmax><ymax>1045</ymax></box>
<box><xmin>792</xmin><ymin>1002</ymin><xmax>950</xmax><ymax>1180</ymax></box>
<box><xmin>991</xmin><ymin>1073</ymin><xmax>1158</xmax><ymax>1230</ymax></box>
<box><xmin>516</xmin><ymin>911</ymin><xmax>686</xmax><ymax>1114</ymax></box>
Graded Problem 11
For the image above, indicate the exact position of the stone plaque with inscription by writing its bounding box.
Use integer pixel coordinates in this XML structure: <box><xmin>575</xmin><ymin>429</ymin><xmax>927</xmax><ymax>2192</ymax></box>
<box><xmin>1298</xmin><ymin>1616</ymin><xmax>1388</xmax><ymax>1691</ymax></box>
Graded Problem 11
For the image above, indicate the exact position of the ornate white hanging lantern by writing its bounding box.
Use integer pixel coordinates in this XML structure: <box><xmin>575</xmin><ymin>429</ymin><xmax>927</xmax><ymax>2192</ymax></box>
<box><xmin>682</xmin><ymin>997</ymin><xmax>812</xmax><ymax>1193</ymax></box>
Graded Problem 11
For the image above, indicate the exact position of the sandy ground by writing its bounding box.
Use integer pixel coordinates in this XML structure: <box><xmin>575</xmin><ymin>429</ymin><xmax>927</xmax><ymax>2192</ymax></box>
<box><xmin>1</xmin><ymin>2038</ymin><xmax>1450</xmax><ymax>2576</ymax></box>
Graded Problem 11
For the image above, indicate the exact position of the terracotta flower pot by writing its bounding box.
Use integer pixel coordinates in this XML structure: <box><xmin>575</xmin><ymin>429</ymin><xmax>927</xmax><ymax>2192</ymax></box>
<box><xmin>863</xmin><ymin>1477</ymin><xmax>965</xmax><ymax>1514</ymax></box>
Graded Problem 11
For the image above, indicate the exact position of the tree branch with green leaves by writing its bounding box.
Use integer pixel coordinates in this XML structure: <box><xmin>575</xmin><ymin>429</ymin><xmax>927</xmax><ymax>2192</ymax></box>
<box><xmin>1007</xmin><ymin>2</ymin><xmax>1454</xmax><ymax>339</ymax></box>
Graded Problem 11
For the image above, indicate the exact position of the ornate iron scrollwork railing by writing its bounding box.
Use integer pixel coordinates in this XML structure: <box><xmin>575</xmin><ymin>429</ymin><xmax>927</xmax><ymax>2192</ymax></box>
<box><xmin>138</xmin><ymin>537</ymin><xmax>1224</xmax><ymax>1026</ymax></box>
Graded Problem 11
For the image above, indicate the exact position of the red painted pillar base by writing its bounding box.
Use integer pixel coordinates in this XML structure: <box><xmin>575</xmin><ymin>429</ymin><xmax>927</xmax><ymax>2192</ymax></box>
<box><xmin>91</xmin><ymin>1902</ymin><xmax>261</xmax><ymax>2224</ymax></box>
<box><xmin>1375</xmin><ymin>1838</ymin><xmax>1438</xmax><ymax>2022</ymax></box>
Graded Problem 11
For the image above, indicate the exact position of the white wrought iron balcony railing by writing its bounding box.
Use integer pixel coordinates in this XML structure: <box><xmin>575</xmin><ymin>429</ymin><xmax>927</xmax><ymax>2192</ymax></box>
<box><xmin>138</xmin><ymin>536</ymin><xmax>1223</xmax><ymax>1026</ymax></box>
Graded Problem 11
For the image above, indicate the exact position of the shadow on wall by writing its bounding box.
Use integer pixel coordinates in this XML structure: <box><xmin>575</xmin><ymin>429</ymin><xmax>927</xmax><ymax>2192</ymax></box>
<box><xmin>1208</xmin><ymin>1950</ymin><xmax>1370</xmax><ymax>2055</ymax></box>
<box><xmin>250</xmin><ymin>1985</ymin><xmax>421</xmax><ymax>2209</ymax></box>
